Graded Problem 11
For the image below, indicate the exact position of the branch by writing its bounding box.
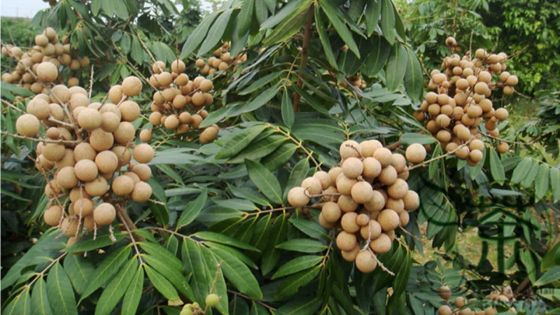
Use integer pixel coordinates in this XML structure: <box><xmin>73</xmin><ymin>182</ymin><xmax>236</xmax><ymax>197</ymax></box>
<box><xmin>116</xmin><ymin>204</ymin><xmax>144</xmax><ymax>264</ymax></box>
<box><xmin>408</xmin><ymin>140</ymin><xmax>471</xmax><ymax>170</ymax></box>
<box><xmin>293</xmin><ymin>5</ymin><xmax>314</xmax><ymax>112</ymax></box>
<box><xmin>1</xmin><ymin>131</ymin><xmax>80</xmax><ymax>144</ymax></box>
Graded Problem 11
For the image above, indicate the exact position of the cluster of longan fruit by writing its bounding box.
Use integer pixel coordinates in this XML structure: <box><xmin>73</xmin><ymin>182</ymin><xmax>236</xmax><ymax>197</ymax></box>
<box><xmin>487</xmin><ymin>286</ymin><xmax>515</xmax><ymax>303</ymax></box>
<box><xmin>347</xmin><ymin>74</ymin><xmax>367</xmax><ymax>89</ymax></box>
<box><xmin>15</xmin><ymin>76</ymin><xmax>154</xmax><ymax>244</ymax></box>
<box><xmin>287</xmin><ymin>140</ymin><xmax>428</xmax><ymax>273</ymax></box>
<box><xmin>414</xmin><ymin>38</ymin><xmax>519</xmax><ymax>164</ymax></box>
<box><xmin>438</xmin><ymin>286</ymin><xmax>501</xmax><ymax>315</ymax></box>
<box><xmin>179</xmin><ymin>293</ymin><xmax>219</xmax><ymax>315</ymax></box>
<box><xmin>194</xmin><ymin>42</ymin><xmax>247</xmax><ymax>75</ymax></box>
<box><xmin>1</xmin><ymin>27</ymin><xmax>88</xmax><ymax>92</ymax></box>
<box><xmin>145</xmin><ymin>59</ymin><xmax>219</xmax><ymax>144</ymax></box>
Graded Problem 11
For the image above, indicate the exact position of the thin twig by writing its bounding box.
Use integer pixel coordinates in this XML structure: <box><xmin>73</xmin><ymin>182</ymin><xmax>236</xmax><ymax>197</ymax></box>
<box><xmin>293</xmin><ymin>5</ymin><xmax>314</xmax><ymax>112</ymax></box>
<box><xmin>1</xmin><ymin>131</ymin><xmax>80</xmax><ymax>144</ymax></box>
<box><xmin>116</xmin><ymin>204</ymin><xmax>144</xmax><ymax>264</ymax></box>
<box><xmin>88</xmin><ymin>64</ymin><xmax>94</xmax><ymax>99</ymax></box>
<box><xmin>408</xmin><ymin>140</ymin><xmax>471</xmax><ymax>170</ymax></box>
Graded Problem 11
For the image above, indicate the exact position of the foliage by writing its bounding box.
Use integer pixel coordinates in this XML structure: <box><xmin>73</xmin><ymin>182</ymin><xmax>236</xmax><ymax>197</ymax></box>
<box><xmin>0</xmin><ymin>18</ymin><xmax>38</xmax><ymax>47</ymax></box>
<box><xmin>1</xmin><ymin>0</ymin><xmax>559</xmax><ymax>314</ymax></box>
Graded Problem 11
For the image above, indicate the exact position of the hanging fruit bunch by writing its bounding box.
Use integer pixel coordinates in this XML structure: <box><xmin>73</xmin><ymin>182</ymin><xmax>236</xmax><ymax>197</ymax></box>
<box><xmin>414</xmin><ymin>37</ymin><xmax>519</xmax><ymax>165</ymax></box>
<box><xmin>143</xmin><ymin>59</ymin><xmax>220</xmax><ymax>144</ymax></box>
<box><xmin>436</xmin><ymin>285</ymin><xmax>518</xmax><ymax>315</ymax></box>
<box><xmin>287</xmin><ymin>140</ymin><xmax>427</xmax><ymax>273</ymax></box>
<box><xmin>194</xmin><ymin>42</ymin><xmax>247</xmax><ymax>76</ymax></box>
<box><xmin>1</xmin><ymin>27</ymin><xmax>88</xmax><ymax>92</ymax></box>
<box><xmin>15</xmin><ymin>76</ymin><xmax>154</xmax><ymax>245</ymax></box>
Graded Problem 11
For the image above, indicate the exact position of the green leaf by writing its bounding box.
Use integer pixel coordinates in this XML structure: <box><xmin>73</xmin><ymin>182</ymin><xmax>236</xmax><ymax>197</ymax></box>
<box><xmin>281</xmin><ymin>89</ymin><xmax>295</xmax><ymax>128</ymax></box>
<box><xmin>177</xmin><ymin>189</ymin><xmax>208</xmax><ymax>228</ymax></box>
<box><xmin>314</xmin><ymin>7</ymin><xmax>338</xmax><ymax>69</ymax></box>
<box><xmin>260</xmin><ymin>0</ymin><xmax>302</xmax><ymax>30</ymax></box>
<box><xmin>142</xmin><ymin>254</ymin><xmax>192</xmax><ymax>299</ymax></box>
<box><xmin>511</xmin><ymin>158</ymin><xmax>533</xmax><ymax>184</ymax></box>
<box><xmin>380</xmin><ymin>0</ymin><xmax>396</xmax><ymax>44</ymax></box>
<box><xmin>5</xmin><ymin>288</ymin><xmax>31</xmax><ymax>315</ymax></box>
<box><xmin>320</xmin><ymin>0</ymin><xmax>360</xmax><ymax>57</ymax></box>
<box><xmin>230</xmin><ymin>85</ymin><xmax>279</xmax><ymax>116</ymax></box>
<box><xmin>403</xmin><ymin>47</ymin><xmax>423</xmax><ymax>102</ymax></box>
<box><xmin>276</xmin><ymin>266</ymin><xmax>320</xmax><ymax>300</ymax></box>
<box><xmin>139</xmin><ymin>242</ymin><xmax>183</xmax><ymax>272</ymax></box>
<box><xmin>216</xmin><ymin>124</ymin><xmax>267</xmax><ymax>160</ymax></box>
<box><xmin>535</xmin><ymin>266</ymin><xmax>560</xmax><ymax>286</ymax></box>
<box><xmin>47</xmin><ymin>263</ymin><xmax>77</xmax><ymax>315</ymax></box>
<box><xmin>272</xmin><ymin>255</ymin><xmax>322</xmax><ymax>279</ymax></box>
<box><xmin>194</xmin><ymin>231</ymin><xmax>260</xmax><ymax>252</ymax></box>
<box><xmin>489</xmin><ymin>147</ymin><xmax>506</xmax><ymax>184</ymax></box>
<box><xmin>520</xmin><ymin>249</ymin><xmax>537</xmax><ymax>284</ymax></box>
<box><xmin>550</xmin><ymin>167</ymin><xmax>560</xmax><ymax>202</ymax></box>
<box><xmin>284</xmin><ymin>158</ymin><xmax>310</xmax><ymax>199</ymax></box>
<box><xmin>198</xmin><ymin>9</ymin><xmax>233</xmax><ymax>55</ymax></box>
<box><xmin>535</xmin><ymin>164</ymin><xmax>550</xmax><ymax>201</ymax></box>
<box><xmin>276</xmin><ymin>239</ymin><xmax>327</xmax><ymax>253</ymax></box>
<box><xmin>81</xmin><ymin>246</ymin><xmax>131</xmax><ymax>300</ymax></box>
<box><xmin>246</xmin><ymin>159</ymin><xmax>283</xmax><ymax>204</ymax></box>
<box><xmin>145</xmin><ymin>265</ymin><xmax>179</xmax><ymax>300</ymax></box>
<box><xmin>181</xmin><ymin>12</ymin><xmax>220</xmax><ymax>58</ymax></box>
<box><xmin>64</xmin><ymin>255</ymin><xmax>94</xmax><ymax>295</ymax></box>
<box><xmin>228</xmin><ymin>135</ymin><xmax>287</xmax><ymax>163</ymax></box>
<box><xmin>31</xmin><ymin>278</ymin><xmax>53</xmax><ymax>315</ymax></box>
<box><xmin>211</xmin><ymin>246</ymin><xmax>263</xmax><ymax>299</ymax></box>
<box><xmin>182</xmin><ymin>239</ymin><xmax>212</xmax><ymax>303</ymax></box>
<box><xmin>365</xmin><ymin>0</ymin><xmax>381</xmax><ymax>36</ymax></box>
<box><xmin>238</xmin><ymin>72</ymin><xmax>282</xmax><ymax>96</ymax></box>
<box><xmin>95</xmin><ymin>259</ymin><xmax>137</xmax><ymax>315</ymax></box>
<box><xmin>66</xmin><ymin>233</ymin><xmax>123</xmax><ymax>254</ymax></box>
<box><xmin>520</xmin><ymin>160</ymin><xmax>539</xmax><ymax>188</ymax></box>
<box><xmin>385</xmin><ymin>46</ymin><xmax>408</xmax><ymax>91</ymax></box>
<box><xmin>289</xmin><ymin>216</ymin><xmax>327</xmax><ymax>239</ymax></box>
<box><xmin>261</xmin><ymin>142</ymin><xmax>298</xmax><ymax>170</ymax></box>
<box><xmin>236</xmin><ymin>0</ymin><xmax>255</xmax><ymax>35</ymax></box>
<box><xmin>121</xmin><ymin>266</ymin><xmax>144</xmax><ymax>315</ymax></box>
<box><xmin>399</xmin><ymin>133</ymin><xmax>436</xmax><ymax>145</ymax></box>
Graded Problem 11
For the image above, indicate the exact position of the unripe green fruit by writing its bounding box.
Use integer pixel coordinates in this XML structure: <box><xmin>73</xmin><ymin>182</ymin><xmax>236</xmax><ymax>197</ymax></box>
<box><xmin>205</xmin><ymin>293</ymin><xmax>220</xmax><ymax>307</ymax></box>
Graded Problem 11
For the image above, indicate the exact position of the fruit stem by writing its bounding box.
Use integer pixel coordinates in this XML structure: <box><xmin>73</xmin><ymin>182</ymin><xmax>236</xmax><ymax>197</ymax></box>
<box><xmin>116</xmin><ymin>204</ymin><xmax>145</xmax><ymax>264</ymax></box>
<box><xmin>293</xmin><ymin>5</ymin><xmax>314</xmax><ymax>112</ymax></box>
<box><xmin>408</xmin><ymin>139</ymin><xmax>471</xmax><ymax>171</ymax></box>
<box><xmin>1</xmin><ymin>130</ymin><xmax>80</xmax><ymax>144</ymax></box>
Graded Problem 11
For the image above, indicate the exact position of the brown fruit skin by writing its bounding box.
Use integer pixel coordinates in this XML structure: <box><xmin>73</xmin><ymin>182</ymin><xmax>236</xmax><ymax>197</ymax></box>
<box><xmin>355</xmin><ymin>250</ymin><xmax>378</xmax><ymax>273</ymax></box>
<box><xmin>122</xmin><ymin>76</ymin><xmax>142</xmax><ymax>96</ymax></box>
<box><xmin>85</xmin><ymin>176</ymin><xmax>110</xmax><ymax>196</ymax></box>
<box><xmin>387</xmin><ymin>178</ymin><xmax>408</xmax><ymax>199</ymax></box>
<box><xmin>337</xmin><ymin>195</ymin><xmax>358</xmax><ymax>212</ymax></box>
<box><xmin>339</xmin><ymin>140</ymin><xmax>360</xmax><ymax>159</ymax></box>
<box><xmin>340</xmin><ymin>246</ymin><xmax>360</xmax><ymax>262</ymax></box>
<box><xmin>497</xmin><ymin>142</ymin><xmax>509</xmax><ymax>153</ymax></box>
<box><xmin>313</xmin><ymin>171</ymin><xmax>331</xmax><ymax>189</ymax></box>
<box><xmin>60</xmin><ymin>216</ymin><xmax>79</xmax><ymax>237</ymax></box>
<box><xmin>336</xmin><ymin>231</ymin><xmax>357</xmax><ymax>251</ymax></box>
<box><xmin>43</xmin><ymin>143</ymin><xmax>66</xmax><ymax>161</ymax></box>
<box><xmin>403</xmin><ymin>190</ymin><xmax>420</xmax><ymax>211</ymax></box>
<box><xmin>341</xmin><ymin>212</ymin><xmax>360</xmax><ymax>233</ymax></box>
<box><xmin>301</xmin><ymin>177</ymin><xmax>322</xmax><ymax>195</ymax></box>
<box><xmin>56</xmin><ymin>166</ymin><xmax>78</xmax><ymax>189</ymax></box>
<box><xmin>373</xmin><ymin>148</ymin><xmax>393</xmax><ymax>167</ymax></box>
<box><xmin>359</xmin><ymin>140</ymin><xmax>382</xmax><ymax>157</ymax></box>
<box><xmin>36</xmin><ymin>61</ymin><xmax>58</xmax><ymax>82</ymax></box>
<box><xmin>77</xmin><ymin>108</ymin><xmax>102</xmax><ymax>130</ymax></box>
<box><xmin>131</xmin><ymin>181</ymin><xmax>152</xmax><ymax>202</ymax></box>
<box><xmin>73</xmin><ymin>198</ymin><xmax>94</xmax><ymax>216</ymax></box>
<box><xmin>93</xmin><ymin>203</ymin><xmax>116</xmax><ymax>225</ymax></box>
<box><xmin>114</xmin><ymin>122</ymin><xmax>135</xmax><ymax>145</ymax></box>
<box><xmin>90</xmin><ymin>128</ymin><xmax>115</xmax><ymax>151</ymax></box>
<box><xmin>112</xmin><ymin>175</ymin><xmax>135</xmax><ymax>196</ymax></box>
<box><xmin>378</xmin><ymin>166</ymin><xmax>398</xmax><ymax>185</ymax></box>
<box><xmin>131</xmin><ymin>164</ymin><xmax>152</xmax><ymax>181</ymax></box>
<box><xmin>16</xmin><ymin>114</ymin><xmax>40</xmax><ymax>137</ymax></box>
<box><xmin>439</xmin><ymin>286</ymin><xmax>452</xmax><ymax>300</ymax></box>
<box><xmin>133</xmin><ymin>143</ymin><xmax>155</xmax><ymax>164</ymax></box>
<box><xmin>200</xmin><ymin>126</ymin><xmax>219</xmax><ymax>144</ymax></box>
<box><xmin>437</xmin><ymin>305</ymin><xmax>453</xmax><ymax>315</ymax></box>
<box><xmin>455</xmin><ymin>296</ymin><xmax>466</xmax><ymax>308</ymax></box>
<box><xmin>119</xmin><ymin>100</ymin><xmax>141</xmax><ymax>122</ymax></box>
<box><xmin>362</xmin><ymin>157</ymin><xmax>382</xmax><ymax>178</ymax></box>
<box><xmin>342</xmin><ymin>157</ymin><xmax>363</xmax><ymax>179</ymax></box>
<box><xmin>74</xmin><ymin>159</ymin><xmax>99</xmax><ymax>182</ymax></box>
<box><xmin>369</xmin><ymin>233</ymin><xmax>392</xmax><ymax>254</ymax></box>
<box><xmin>95</xmin><ymin>150</ymin><xmax>119</xmax><ymax>174</ymax></box>
<box><xmin>360</xmin><ymin>220</ymin><xmax>382</xmax><ymax>240</ymax></box>
<box><xmin>406</xmin><ymin>143</ymin><xmax>427</xmax><ymax>164</ymax></box>
<box><xmin>378</xmin><ymin>209</ymin><xmax>400</xmax><ymax>231</ymax></box>
<box><xmin>336</xmin><ymin>174</ymin><xmax>357</xmax><ymax>195</ymax></box>
<box><xmin>351</xmin><ymin>181</ymin><xmax>374</xmax><ymax>204</ymax></box>
<box><xmin>44</xmin><ymin>205</ymin><xmax>63</xmax><ymax>226</ymax></box>
<box><xmin>287</xmin><ymin>187</ymin><xmax>309</xmax><ymax>207</ymax></box>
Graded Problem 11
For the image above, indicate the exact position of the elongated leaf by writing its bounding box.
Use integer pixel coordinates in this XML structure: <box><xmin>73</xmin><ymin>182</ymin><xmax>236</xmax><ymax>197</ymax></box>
<box><xmin>239</xmin><ymin>72</ymin><xmax>282</xmax><ymax>95</ymax></box>
<box><xmin>246</xmin><ymin>159</ymin><xmax>283</xmax><ymax>204</ymax></box>
<box><xmin>139</xmin><ymin>242</ymin><xmax>183</xmax><ymax>272</ymax></box>
<box><xmin>385</xmin><ymin>46</ymin><xmax>407</xmax><ymax>91</ymax></box>
<box><xmin>195</xmin><ymin>231</ymin><xmax>260</xmax><ymax>252</ymax></box>
<box><xmin>276</xmin><ymin>239</ymin><xmax>327</xmax><ymax>253</ymax></box>
<box><xmin>262</xmin><ymin>142</ymin><xmax>298</xmax><ymax>170</ymax></box>
<box><xmin>284</xmin><ymin>158</ymin><xmax>310</xmax><ymax>198</ymax></box>
<box><xmin>365</xmin><ymin>0</ymin><xmax>382</xmax><ymax>36</ymax></box>
<box><xmin>198</xmin><ymin>9</ymin><xmax>233</xmax><ymax>55</ymax></box>
<box><xmin>511</xmin><ymin>158</ymin><xmax>533</xmax><ymax>184</ymax></box>
<box><xmin>535</xmin><ymin>266</ymin><xmax>560</xmax><ymax>286</ymax></box>
<box><xmin>145</xmin><ymin>265</ymin><xmax>179</xmax><ymax>300</ymax></box>
<box><xmin>320</xmin><ymin>0</ymin><xmax>360</xmax><ymax>57</ymax></box>
<box><xmin>229</xmin><ymin>135</ymin><xmax>287</xmax><ymax>163</ymax></box>
<box><xmin>399</xmin><ymin>133</ymin><xmax>436</xmax><ymax>145</ymax></box>
<box><xmin>216</xmin><ymin>124</ymin><xmax>267</xmax><ymax>159</ymax></box>
<box><xmin>183</xmin><ymin>239</ymin><xmax>212</xmax><ymax>302</ymax></box>
<box><xmin>32</xmin><ymin>278</ymin><xmax>53</xmax><ymax>315</ymax></box>
<box><xmin>489</xmin><ymin>147</ymin><xmax>506</xmax><ymax>184</ymax></box>
<box><xmin>550</xmin><ymin>167</ymin><xmax>560</xmax><ymax>202</ymax></box>
<box><xmin>314</xmin><ymin>7</ymin><xmax>338</xmax><ymax>69</ymax></box>
<box><xmin>142</xmin><ymin>255</ymin><xmax>192</xmax><ymax>299</ymax></box>
<box><xmin>121</xmin><ymin>266</ymin><xmax>144</xmax><ymax>315</ymax></box>
<box><xmin>47</xmin><ymin>263</ymin><xmax>77</xmax><ymax>315</ymax></box>
<box><xmin>81</xmin><ymin>246</ymin><xmax>131</xmax><ymax>300</ymax></box>
<box><xmin>289</xmin><ymin>216</ymin><xmax>327</xmax><ymax>239</ymax></box>
<box><xmin>95</xmin><ymin>259</ymin><xmax>137</xmax><ymax>315</ymax></box>
<box><xmin>272</xmin><ymin>255</ymin><xmax>322</xmax><ymax>279</ymax></box>
<box><xmin>520</xmin><ymin>160</ymin><xmax>538</xmax><ymax>188</ymax></box>
<box><xmin>66</xmin><ymin>234</ymin><xmax>123</xmax><ymax>254</ymax></box>
<box><xmin>260</xmin><ymin>0</ymin><xmax>303</xmax><ymax>30</ymax></box>
<box><xmin>380</xmin><ymin>0</ymin><xmax>396</xmax><ymax>44</ymax></box>
<box><xmin>281</xmin><ymin>89</ymin><xmax>295</xmax><ymax>128</ymax></box>
<box><xmin>5</xmin><ymin>288</ymin><xmax>31</xmax><ymax>315</ymax></box>
<box><xmin>230</xmin><ymin>84</ymin><xmax>279</xmax><ymax>116</ymax></box>
<box><xmin>211</xmin><ymin>246</ymin><xmax>263</xmax><ymax>299</ymax></box>
<box><xmin>236</xmin><ymin>0</ymin><xmax>255</xmax><ymax>35</ymax></box>
<box><xmin>64</xmin><ymin>255</ymin><xmax>94</xmax><ymax>295</ymax></box>
<box><xmin>535</xmin><ymin>164</ymin><xmax>549</xmax><ymax>201</ymax></box>
<box><xmin>181</xmin><ymin>12</ymin><xmax>220</xmax><ymax>58</ymax></box>
<box><xmin>177</xmin><ymin>189</ymin><xmax>208</xmax><ymax>228</ymax></box>
<box><xmin>276</xmin><ymin>266</ymin><xmax>320</xmax><ymax>300</ymax></box>
<box><xmin>404</xmin><ymin>47</ymin><xmax>423</xmax><ymax>102</ymax></box>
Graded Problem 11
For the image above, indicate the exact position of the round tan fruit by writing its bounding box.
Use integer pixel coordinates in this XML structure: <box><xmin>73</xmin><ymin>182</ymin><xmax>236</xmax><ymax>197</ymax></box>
<box><xmin>74</xmin><ymin>159</ymin><xmax>99</xmax><ymax>182</ymax></box>
<box><xmin>360</xmin><ymin>220</ymin><xmax>382</xmax><ymax>240</ymax></box>
<box><xmin>112</xmin><ymin>146</ymin><xmax>131</xmax><ymax>166</ymax></box>
<box><xmin>77</xmin><ymin>108</ymin><xmax>102</xmax><ymax>130</ymax></box>
<box><xmin>373</xmin><ymin>148</ymin><xmax>393</xmax><ymax>167</ymax></box>
<box><xmin>133</xmin><ymin>143</ymin><xmax>155</xmax><ymax>164</ymax></box>
<box><xmin>364</xmin><ymin>190</ymin><xmax>386</xmax><ymax>212</ymax></box>
<box><xmin>84</xmin><ymin>176</ymin><xmax>109</xmax><ymax>196</ymax></box>
<box><xmin>406</xmin><ymin>143</ymin><xmax>427</xmax><ymax>164</ymax></box>
<box><xmin>43</xmin><ymin>143</ymin><xmax>66</xmax><ymax>161</ymax></box>
<box><xmin>90</xmin><ymin>129</ymin><xmax>115</xmax><ymax>151</ymax></box>
<box><xmin>369</xmin><ymin>233</ymin><xmax>392</xmax><ymax>254</ymax></box>
<box><xmin>108</xmin><ymin>85</ymin><xmax>123</xmax><ymax>104</ymax></box>
<box><xmin>119</xmin><ymin>100</ymin><xmax>141</xmax><ymax>121</ymax></box>
<box><xmin>131</xmin><ymin>164</ymin><xmax>152</xmax><ymax>181</ymax></box>
<box><xmin>359</xmin><ymin>140</ymin><xmax>382</xmax><ymax>157</ymax></box>
<box><xmin>131</xmin><ymin>181</ymin><xmax>152</xmax><ymax>202</ymax></box>
<box><xmin>73</xmin><ymin>198</ymin><xmax>94</xmax><ymax>216</ymax></box>
<box><xmin>95</xmin><ymin>150</ymin><xmax>119</xmax><ymax>174</ymax></box>
<box><xmin>337</xmin><ymin>194</ymin><xmax>358</xmax><ymax>212</ymax></box>
<box><xmin>495</xmin><ymin>108</ymin><xmax>509</xmax><ymax>120</ymax></box>
<box><xmin>438</xmin><ymin>286</ymin><xmax>452</xmax><ymax>300</ymax></box>
<box><xmin>403</xmin><ymin>190</ymin><xmax>420</xmax><ymax>211</ymax></box>
<box><xmin>362</xmin><ymin>157</ymin><xmax>382</xmax><ymax>178</ymax></box>
<box><xmin>301</xmin><ymin>177</ymin><xmax>322</xmax><ymax>195</ymax></box>
<box><xmin>328</xmin><ymin>166</ymin><xmax>342</xmax><ymax>183</ymax></box>
<box><xmin>497</xmin><ymin>142</ymin><xmax>509</xmax><ymax>153</ymax></box>
<box><xmin>355</xmin><ymin>250</ymin><xmax>377</xmax><ymax>273</ymax></box>
<box><xmin>16</xmin><ymin>114</ymin><xmax>40</xmax><ymax>137</ymax></box>
<box><xmin>74</xmin><ymin>142</ymin><xmax>96</xmax><ymax>161</ymax></box>
<box><xmin>437</xmin><ymin>305</ymin><xmax>453</xmax><ymax>315</ymax></box>
<box><xmin>56</xmin><ymin>166</ymin><xmax>78</xmax><ymax>189</ymax></box>
<box><xmin>387</xmin><ymin>179</ymin><xmax>408</xmax><ymax>199</ymax></box>
<box><xmin>114</xmin><ymin>122</ymin><xmax>135</xmax><ymax>145</ymax></box>
<box><xmin>200</xmin><ymin>126</ymin><xmax>219</xmax><ymax>144</ymax></box>
<box><xmin>287</xmin><ymin>187</ymin><xmax>309</xmax><ymax>207</ymax></box>
<box><xmin>112</xmin><ymin>175</ymin><xmax>135</xmax><ymax>196</ymax></box>
<box><xmin>342</xmin><ymin>157</ymin><xmax>363</xmax><ymax>179</ymax></box>
<box><xmin>455</xmin><ymin>296</ymin><xmax>466</xmax><ymax>308</ymax></box>
<box><xmin>313</xmin><ymin>171</ymin><xmax>331</xmax><ymax>189</ymax></box>
<box><xmin>336</xmin><ymin>231</ymin><xmax>357</xmax><ymax>251</ymax></box>
<box><xmin>60</xmin><ymin>216</ymin><xmax>79</xmax><ymax>236</ymax></box>
<box><xmin>378</xmin><ymin>166</ymin><xmax>398</xmax><ymax>185</ymax></box>
<box><xmin>36</xmin><ymin>62</ymin><xmax>58</xmax><ymax>82</ymax></box>
<box><xmin>340</xmin><ymin>212</ymin><xmax>360</xmax><ymax>233</ymax></box>
<box><xmin>122</xmin><ymin>76</ymin><xmax>142</xmax><ymax>96</ymax></box>
<box><xmin>93</xmin><ymin>203</ymin><xmax>116</xmax><ymax>225</ymax></box>
<box><xmin>339</xmin><ymin>140</ymin><xmax>360</xmax><ymax>159</ymax></box>
<box><xmin>44</xmin><ymin>205</ymin><xmax>63</xmax><ymax>226</ymax></box>
<box><xmin>351</xmin><ymin>181</ymin><xmax>374</xmax><ymax>204</ymax></box>
<box><xmin>341</xmin><ymin>246</ymin><xmax>360</xmax><ymax>262</ymax></box>
<box><xmin>336</xmin><ymin>174</ymin><xmax>357</xmax><ymax>195</ymax></box>
<box><xmin>378</xmin><ymin>209</ymin><xmax>400</xmax><ymax>231</ymax></box>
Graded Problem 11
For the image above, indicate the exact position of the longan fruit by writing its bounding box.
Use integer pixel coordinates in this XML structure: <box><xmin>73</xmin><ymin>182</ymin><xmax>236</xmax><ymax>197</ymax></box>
<box><xmin>360</xmin><ymin>219</ymin><xmax>382</xmax><ymax>240</ymax></box>
<box><xmin>301</xmin><ymin>177</ymin><xmax>322</xmax><ymax>195</ymax></box>
<box><xmin>378</xmin><ymin>209</ymin><xmax>400</xmax><ymax>231</ymax></box>
<box><xmin>378</xmin><ymin>166</ymin><xmax>397</xmax><ymax>185</ymax></box>
<box><xmin>495</xmin><ymin>108</ymin><xmax>508</xmax><ymax>120</ymax></box>
<box><xmin>321</xmin><ymin>202</ymin><xmax>341</xmax><ymax>222</ymax></box>
<box><xmin>107</xmin><ymin>85</ymin><xmax>123</xmax><ymax>104</ymax></box>
<box><xmin>114</xmin><ymin>122</ymin><xmax>135</xmax><ymax>145</ymax></box>
<box><xmin>74</xmin><ymin>142</ymin><xmax>96</xmax><ymax>161</ymax></box>
<box><xmin>190</xmin><ymin>114</ymin><xmax>203</xmax><ymax>128</ymax></box>
<box><xmin>77</xmin><ymin>108</ymin><xmax>102</xmax><ymax>130</ymax></box>
<box><xmin>438</xmin><ymin>286</ymin><xmax>452</xmax><ymax>300</ymax></box>
<box><xmin>191</xmin><ymin>92</ymin><xmax>206</xmax><ymax>107</ymax></box>
<box><xmin>469</xmin><ymin>149</ymin><xmax>483</xmax><ymax>163</ymax></box>
<box><xmin>403</xmin><ymin>190</ymin><xmax>420</xmax><ymax>211</ymax></box>
<box><xmin>372</xmin><ymin>148</ymin><xmax>392</xmax><ymax>167</ymax></box>
<box><xmin>200</xmin><ymin>126</ymin><xmax>219</xmax><ymax>144</ymax></box>
<box><xmin>339</xmin><ymin>140</ymin><xmax>360</xmax><ymax>159</ymax></box>
<box><xmin>356</xmin><ymin>213</ymin><xmax>370</xmax><ymax>226</ymax></box>
<box><xmin>112</xmin><ymin>146</ymin><xmax>131</xmax><ymax>166</ymax></box>
<box><xmin>55</xmin><ymin>149</ymin><xmax>76</xmax><ymax>168</ymax></box>
<box><xmin>328</xmin><ymin>166</ymin><xmax>343</xmax><ymax>183</ymax></box>
<box><xmin>455</xmin><ymin>296</ymin><xmax>466</xmax><ymax>308</ymax></box>
<box><xmin>455</xmin><ymin>146</ymin><xmax>470</xmax><ymax>160</ymax></box>
<box><xmin>287</xmin><ymin>187</ymin><xmax>309</xmax><ymax>207</ymax></box>
<box><xmin>129</xmin><ymin>181</ymin><xmax>152</xmax><ymax>202</ymax></box>
<box><xmin>36</xmin><ymin>61</ymin><xmax>58</xmax><ymax>82</ymax></box>
<box><xmin>318</xmin><ymin>212</ymin><xmax>335</xmax><ymax>228</ymax></box>
<box><xmin>88</xmin><ymin>128</ymin><xmax>114</xmax><ymax>151</ymax></box>
<box><xmin>359</xmin><ymin>140</ymin><xmax>382</xmax><ymax>157</ymax></box>
<box><xmin>44</xmin><ymin>205</ymin><xmax>63</xmax><ymax>226</ymax></box>
<box><xmin>497</xmin><ymin>142</ymin><xmax>509</xmax><ymax>153</ymax></box>
<box><xmin>437</xmin><ymin>305</ymin><xmax>453</xmax><ymax>315</ymax></box>
<box><xmin>122</xmin><ymin>76</ymin><xmax>142</xmax><ymax>97</ymax></box>
<box><xmin>56</xmin><ymin>166</ymin><xmax>78</xmax><ymax>189</ymax></box>
<box><xmin>340</xmin><ymin>246</ymin><xmax>360</xmax><ymax>262</ymax></box>
<box><xmin>341</xmin><ymin>212</ymin><xmax>360</xmax><ymax>233</ymax></box>
<box><xmin>385</xmin><ymin>198</ymin><xmax>404</xmax><ymax>213</ymax></box>
<box><xmin>454</xmin><ymin>125</ymin><xmax>471</xmax><ymax>141</ymax></box>
<box><xmin>484</xmin><ymin>307</ymin><xmax>497</xmax><ymax>315</ymax></box>
<box><xmin>199</xmin><ymin>79</ymin><xmax>213</xmax><ymax>92</ymax></box>
<box><xmin>16</xmin><ymin>114</ymin><xmax>40</xmax><ymax>137</ymax></box>
<box><xmin>149</xmin><ymin>112</ymin><xmax>162</xmax><ymax>126</ymax></box>
<box><xmin>43</xmin><ymin>143</ymin><xmax>66</xmax><ymax>161</ymax></box>
<box><xmin>73</xmin><ymin>198</ymin><xmax>93</xmax><ymax>216</ymax></box>
<box><xmin>399</xmin><ymin>211</ymin><xmax>410</xmax><ymax>226</ymax></box>
<box><xmin>100</xmin><ymin>112</ymin><xmax>120</xmax><ymax>132</ymax></box>
<box><xmin>355</xmin><ymin>250</ymin><xmax>377</xmax><ymax>273</ymax></box>
<box><xmin>60</xmin><ymin>216</ymin><xmax>79</xmax><ymax>237</ymax></box>
<box><xmin>129</xmin><ymin>165</ymin><xmax>151</xmax><ymax>182</ymax></box>
<box><xmin>437</xmin><ymin>130</ymin><xmax>452</xmax><ymax>143</ymax></box>
<box><xmin>336</xmin><ymin>231</ymin><xmax>357</xmax><ymax>251</ymax></box>
<box><xmin>369</xmin><ymin>233</ymin><xmax>392</xmax><ymax>254</ymax></box>
<box><xmin>336</xmin><ymin>174</ymin><xmax>357</xmax><ymax>195</ymax></box>
<box><xmin>405</xmin><ymin>143</ymin><xmax>427</xmax><ymax>164</ymax></box>
<box><xmin>27</xmin><ymin>98</ymin><xmax>50</xmax><ymax>120</ymax></box>
<box><xmin>133</xmin><ymin>143</ymin><xmax>155</xmax><ymax>164</ymax></box>
<box><xmin>164</xmin><ymin>115</ymin><xmax>180</xmax><ymax>129</ymax></box>
<box><xmin>399</xmin><ymin>168</ymin><xmax>410</xmax><ymax>180</ymax></box>
<box><xmin>156</xmin><ymin>72</ymin><xmax>173</xmax><ymax>87</ymax></box>
<box><xmin>321</xmin><ymin>186</ymin><xmax>339</xmax><ymax>202</ymax></box>
<box><xmin>342</xmin><ymin>157</ymin><xmax>363</xmax><ymax>179</ymax></box>
<box><xmin>469</xmin><ymin>139</ymin><xmax>485</xmax><ymax>151</ymax></box>
<box><xmin>85</xmin><ymin>176</ymin><xmax>109</xmax><ymax>196</ymax></box>
<box><xmin>313</xmin><ymin>171</ymin><xmax>331</xmax><ymax>189</ymax></box>
<box><xmin>351</xmin><ymin>181</ymin><xmax>374</xmax><ymax>204</ymax></box>
<box><xmin>338</xmin><ymin>194</ymin><xmax>358</xmax><ymax>212</ymax></box>
<box><xmin>362</xmin><ymin>157</ymin><xmax>382</xmax><ymax>179</ymax></box>
<box><xmin>93</xmin><ymin>203</ymin><xmax>116</xmax><ymax>225</ymax></box>
<box><xmin>170</xmin><ymin>59</ymin><xmax>186</xmax><ymax>74</ymax></box>
<box><xmin>387</xmin><ymin>179</ymin><xmax>408</xmax><ymax>199</ymax></box>
<box><xmin>74</xmin><ymin>159</ymin><xmax>99</xmax><ymax>182</ymax></box>
<box><xmin>364</xmin><ymin>190</ymin><xmax>385</xmax><ymax>212</ymax></box>
<box><xmin>119</xmin><ymin>100</ymin><xmax>140</xmax><ymax>121</ymax></box>
<box><xmin>111</xmin><ymin>175</ymin><xmax>134</xmax><ymax>196</ymax></box>
<box><xmin>94</xmin><ymin>150</ymin><xmax>119</xmax><ymax>174</ymax></box>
